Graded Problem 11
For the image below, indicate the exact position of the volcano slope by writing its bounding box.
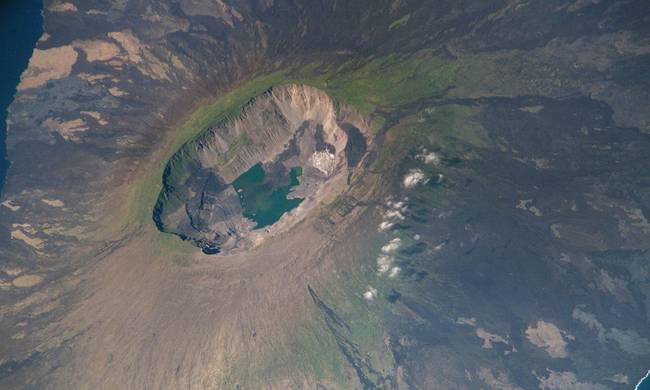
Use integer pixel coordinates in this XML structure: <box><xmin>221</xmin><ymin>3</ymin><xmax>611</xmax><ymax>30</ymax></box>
<box><xmin>1</xmin><ymin>0</ymin><xmax>650</xmax><ymax>389</ymax></box>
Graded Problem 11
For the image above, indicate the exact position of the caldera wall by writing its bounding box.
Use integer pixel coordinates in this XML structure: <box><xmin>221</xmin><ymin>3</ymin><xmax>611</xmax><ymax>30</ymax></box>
<box><xmin>154</xmin><ymin>84</ymin><xmax>371</xmax><ymax>253</ymax></box>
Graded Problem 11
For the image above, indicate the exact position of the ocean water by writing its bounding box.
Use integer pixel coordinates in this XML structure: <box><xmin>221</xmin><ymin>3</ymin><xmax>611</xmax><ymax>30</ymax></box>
<box><xmin>637</xmin><ymin>370</ymin><xmax>650</xmax><ymax>390</ymax></box>
<box><xmin>232</xmin><ymin>163</ymin><xmax>303</xmax><ymax>229</ymax></box>
<box><xmin>0</xmin><ymin>0</ymin><xmax>43</xmax><ymax>195</ymax></box>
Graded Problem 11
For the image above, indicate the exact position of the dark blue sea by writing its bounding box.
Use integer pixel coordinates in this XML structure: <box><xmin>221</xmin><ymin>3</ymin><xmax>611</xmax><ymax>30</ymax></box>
<box><xmin>638</xmin><ymin>370</ymin><xmax>650</xmax><ymax>390</ymax></box>
<box><xmin>0</xmin><ymin>0</ymin><xmax>43</xmax><ymax>195</ymax></box>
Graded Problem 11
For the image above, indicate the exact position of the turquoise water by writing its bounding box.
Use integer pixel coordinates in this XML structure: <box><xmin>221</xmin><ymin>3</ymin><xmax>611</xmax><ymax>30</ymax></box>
<box><xmin>0</xmin><ymin>0</ymin><xmax>43</xmax><ymax>195</ymax></box>
<box><xmin>232</xmin><ymin>163</ymin><xmax>303</xmax><ymax>229</ymax></box>
<box><xmin>637</xmin><ymin>370</ymin><xmax>650</xmax><ymax>390</ymax></box>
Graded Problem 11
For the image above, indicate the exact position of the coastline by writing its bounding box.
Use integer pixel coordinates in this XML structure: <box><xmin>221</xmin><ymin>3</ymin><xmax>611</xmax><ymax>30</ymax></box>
<box><xmin>0</xmin><ymin>0</ymin><xmax>43</xmax><ymax>195</ymax></box>
<box><xmin>637</xmin><ymin>370</ymin><xmax>650</xmax><ymax>390</ymax></box>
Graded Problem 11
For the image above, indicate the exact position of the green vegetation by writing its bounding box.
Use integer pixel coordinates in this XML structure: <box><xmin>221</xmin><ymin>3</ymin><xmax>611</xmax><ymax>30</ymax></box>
<box><xmin>309</xmin><ymin>264</ymin><xmax>400</xmax><ymax>382</ymax></box>
<box><xmin>389</xmin><ymin>13</ymin><xmax>411</xmax><ymax>30</ymax></box>
<box><xmin>290</xmin><ymin>323</ymin><xmax>346</xmax><ymax>382</ymax></box>
<box><xmin>300</xmin><ymin>54</ymin><xmax>459</xmax><ymax>116</ymax></box>
<box><xmin>370</xmin><ymin>104</ymin><xmax>491</xmax><ymax>172</ymax></box>
<box><xmin>298</xmin><ymin>48</ymin><xmax>582</xmax><ymax>117</ymax></box>
<box><xmin>420</xmin><ymin>104</ymin><xmax>491</xmax><ymax>148</ymax></box>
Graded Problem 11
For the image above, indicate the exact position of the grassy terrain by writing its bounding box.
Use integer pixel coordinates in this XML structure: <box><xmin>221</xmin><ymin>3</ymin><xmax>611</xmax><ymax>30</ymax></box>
<box><xmin>289</xmin><ymin>322</ymin><xmax>347</xmax><ymax>383</ymax></box>
<box><xmin>421</xmin><ymin>104</ymin><xmax>491</xmax><ymax>147</ymax></box>
<box><xmin>298</xmin><ymin>53</ymin><xmax>459</xmax><ymax>117</ymax></box>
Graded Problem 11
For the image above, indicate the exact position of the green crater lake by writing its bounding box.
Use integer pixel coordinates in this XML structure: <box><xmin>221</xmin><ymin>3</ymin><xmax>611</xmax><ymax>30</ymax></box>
<box><xmin>232</xmin><ymin>163</ymin><xmax>303</xmax><ymax>229</ymax></box>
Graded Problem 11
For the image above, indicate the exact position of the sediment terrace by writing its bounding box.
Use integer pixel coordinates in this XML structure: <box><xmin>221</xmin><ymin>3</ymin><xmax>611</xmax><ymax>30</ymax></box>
<box><xmin>154</xmin><ymin>84</ymin><xmax>372</xmax><ymax>254</ymax></box>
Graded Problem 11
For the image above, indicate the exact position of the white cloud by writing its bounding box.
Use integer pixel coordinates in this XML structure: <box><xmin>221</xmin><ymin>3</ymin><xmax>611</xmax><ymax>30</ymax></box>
<box><xmin>378</xmin><ymin>221</ymin><xmax>394</xmax><ymax>231</ymax></box>
<box><xmin>416</xmin><ymin>148</ymin><xmax>441</xmax><ymax>166</ymax></box>
<box><xmin>403</xmin><ymin>169</ymin><xmax>428</xmax><ymax>188</ymax></box>
<box><xmin>363</xmin><ymin>286</ymin><xmax>378</xmax><ymax>300</ymax></box>
<box><xmin>381</xmin><ymin>238</ymin><xmax>402</xmax><ymax>254</ymax></box>
<box><xmin>433</xmin><ymin>241</ymin><xmax>446</xmax><ymax>251</ymax></box>
<box><xmin>377</xmin><ymin>254</ymin><xmax>393</xmax><ymax>274</ymax></box>
<box><xmin>387</xmin><ymin>200</ymin><xmax>407</xmax><ymax>211</ymax></box>
<box><xmin>383</xmin><ymin>209</ymin><xmax>405</xmax><ymax>220</ymax></box>
<box><xmin>379</xmin><ymin>198</ymin><xmax>409</xmax><ymax>232</ymax></box>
